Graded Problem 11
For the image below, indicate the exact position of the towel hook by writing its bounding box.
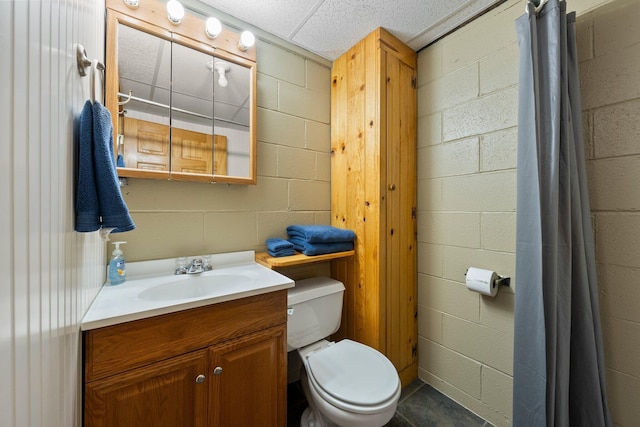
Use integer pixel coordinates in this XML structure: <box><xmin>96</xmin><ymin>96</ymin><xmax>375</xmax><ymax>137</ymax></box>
<box><xmin>76</xmin><ymin>44</ymin><xmax>104</xmax><ymax>77</ymax></box>
<box><xmin>76</xmin><ymin>44</ymin><xmax>92</xmax><ymax>76</ymax></box>
<box><xmin>90</xmin><ymin>59</ymin><xmax>105</xmax><ymax>104</ymax></box>
<box><xmin>77</xmin><ymin>44</ymin><xmax>106</xmax><ymax>103</ymax></box>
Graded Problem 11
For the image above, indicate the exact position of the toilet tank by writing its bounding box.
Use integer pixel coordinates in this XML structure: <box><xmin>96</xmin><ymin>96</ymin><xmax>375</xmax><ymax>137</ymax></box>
<box><xmin>287</xmin><ymin>277</ymin><xmax>345</xmax><ymax>351</ymax></box>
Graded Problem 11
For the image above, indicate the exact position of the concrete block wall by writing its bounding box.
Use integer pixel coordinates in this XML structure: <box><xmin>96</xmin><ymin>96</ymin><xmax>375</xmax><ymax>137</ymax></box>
<box><xmin>581</xmin><ymin>0</ymin><xmax>640</xmax><ymax>425</ymax></box>
<box><xmin>416</xmin><ymin>2</ymin><xmax>521</xmax><ymax>425</ymax></box>
<box><xmin>121</xmin><ymin>41</ymin><xmax>332</xmax><ymax>262</ymax></box>
<box><xmin>416</xmin><ymin>0</ymin><xmax>637</xmax><ymax>425</ymax></box>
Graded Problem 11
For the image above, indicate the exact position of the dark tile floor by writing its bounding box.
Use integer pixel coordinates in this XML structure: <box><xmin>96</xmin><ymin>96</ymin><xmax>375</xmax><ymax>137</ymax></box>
<box><xmin>287</xmin><ymin>378</ymin><xmax>490</xmax><ymax>427</ymax></box>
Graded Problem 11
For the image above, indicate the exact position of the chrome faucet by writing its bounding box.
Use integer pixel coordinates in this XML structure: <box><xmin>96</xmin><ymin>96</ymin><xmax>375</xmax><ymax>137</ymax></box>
<box><xmin>175</xmin><ymin>257</ymin><xmax>213</xmax><ymax>275</ymax></box>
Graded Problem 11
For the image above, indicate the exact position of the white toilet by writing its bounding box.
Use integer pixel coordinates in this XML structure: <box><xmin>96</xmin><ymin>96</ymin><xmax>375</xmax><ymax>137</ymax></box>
<box><xmin>287</xmin><ymin>277</ymin><xmax>401</xmax><ymax>427</ymax></box>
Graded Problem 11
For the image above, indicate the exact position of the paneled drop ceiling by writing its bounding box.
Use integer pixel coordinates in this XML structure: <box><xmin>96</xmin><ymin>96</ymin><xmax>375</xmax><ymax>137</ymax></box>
<box><xmin>198</xmin><ymin>0</ymin><xmax>504</xmax><ymax>60</ymax></box>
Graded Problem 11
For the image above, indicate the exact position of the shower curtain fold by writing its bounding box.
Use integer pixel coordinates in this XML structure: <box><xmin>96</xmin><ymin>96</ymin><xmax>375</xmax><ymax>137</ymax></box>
<box><xmin>513</xmin><ymin>1</ymin><xmax>611</xmax><ymax>426</ymax></box>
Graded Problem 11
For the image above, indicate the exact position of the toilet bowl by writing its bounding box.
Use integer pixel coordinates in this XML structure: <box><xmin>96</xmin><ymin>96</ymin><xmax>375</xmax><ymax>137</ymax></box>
<box><xmin>287</xmin><ymin>277</ymin><xmax>401</xmax><ymax>427</ymax></box>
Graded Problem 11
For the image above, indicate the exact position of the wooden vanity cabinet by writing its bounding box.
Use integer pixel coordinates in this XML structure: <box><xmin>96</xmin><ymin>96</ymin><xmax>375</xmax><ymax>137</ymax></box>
<box><xmin>83</xmin><ymin>291</ymin><xmax>287</xmax><ymax>427</ymax></box>
<box><xmin>209</xmin><ymin>326</ymin><xmax>285</xmax><ymax>426</ymax></box>
<box><xmin>84</xmin><ymin>350</ymin><xmax>209</xmax><ymax>427</ymax></box>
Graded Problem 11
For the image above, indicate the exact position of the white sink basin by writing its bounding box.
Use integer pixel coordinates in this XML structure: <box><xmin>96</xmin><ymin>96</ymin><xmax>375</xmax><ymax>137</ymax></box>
<box><xmin>81</xmin><ymin>251</ymin><xmax>294</xmax><ymax>330</ymax></box>
<box><xmin>138</xmin><ymin>271</ymin><xmax>255</xmax><ymax>301</ymax></box>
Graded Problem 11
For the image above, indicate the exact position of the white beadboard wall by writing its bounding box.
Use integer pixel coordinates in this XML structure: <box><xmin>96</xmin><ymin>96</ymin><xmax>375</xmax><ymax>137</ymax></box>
<box><xmin>0</xmin><ymin>1</ymin><xmax>106</xmax><ymax>426</ymax></box>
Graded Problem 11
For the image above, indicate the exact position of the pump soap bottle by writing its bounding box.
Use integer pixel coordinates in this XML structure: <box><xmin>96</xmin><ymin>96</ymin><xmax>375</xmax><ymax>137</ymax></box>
<box><xmin>108</xmin><ymin>241</ymin><xmax>127</xmax><ymax>285</ymax></box>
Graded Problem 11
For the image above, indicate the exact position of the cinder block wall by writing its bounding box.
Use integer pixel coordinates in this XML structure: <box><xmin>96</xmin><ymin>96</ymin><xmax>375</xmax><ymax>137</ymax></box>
<box><xmin>581</xmin><ymin>0</ymin><xmax>640</xmax><ymax>425</ymax></box>
<box><xmin>415</xmin><ymin>0</ymin><xmax>639</xmax><ymax>425</ymax></box>
<box><xmin>121</xmin><ymin>42</ymin><xmax>332</xmax><ymax>262</ymax></box>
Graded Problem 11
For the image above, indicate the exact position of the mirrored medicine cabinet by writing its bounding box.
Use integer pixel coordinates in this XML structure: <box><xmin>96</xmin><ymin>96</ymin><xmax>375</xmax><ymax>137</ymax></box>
<box><xmin>105</xmin><ymin>0</ymin><xmax>257</xmax><ymax>184</ymax></box>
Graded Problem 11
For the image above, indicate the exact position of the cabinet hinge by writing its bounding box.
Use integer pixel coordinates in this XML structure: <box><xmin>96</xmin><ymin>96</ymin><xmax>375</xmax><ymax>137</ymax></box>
<box><xmin>411</xmin><ymin>207</ymin><xmax>417</xmax><ymax>219</ymax></box>
<box><xmin>411</xmin><ymin>76</ymin><xmax>417</xmax><ymax>89</ymax></box>
<box><xmin>412</xmin><ymin>344</ymin><xmax>418</xmax><ymax>358</ymax></box>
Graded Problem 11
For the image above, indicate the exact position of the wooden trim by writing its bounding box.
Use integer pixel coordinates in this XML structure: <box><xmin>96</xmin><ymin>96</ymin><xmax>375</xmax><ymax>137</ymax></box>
<box><xmin>398</xmin><ymin>360</ymin><xmax>418</xmax><ymax>388</ymax></box>
<box><xmin>255</xmin><ymin>251</ymin><xmax>354</xmax><ymax>269</ymax></box>
<box><xmin>106</xmin><ymin>0</ymin><xmax>256</xmax><ymax>62</ymax></box>
<box><xmin>377</xmin><ymin>27</ymin><xmax>417</xmax><ymax>69</ymax></box>
<box><xmin>116</xmin><ymin>167</ymin><xmax>170</xmax><ymax>180</ymax></box>
<box><xmin>105</xmin><ymin>2</ymin><xmax>257</xmax><ymax>185</ymax></box>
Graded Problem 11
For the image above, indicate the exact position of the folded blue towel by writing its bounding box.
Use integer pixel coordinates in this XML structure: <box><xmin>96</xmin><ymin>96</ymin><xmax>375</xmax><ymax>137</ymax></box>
<box><xmin>75</xmin><ymin>101</ymin><xmax>101</xmax><ymax>232</ymax></box>
<box><xmin>92</xmin><ymin>102</ymin><xmax>135</xmax><ymax>233</ymax></box>
<box><xmin>266</xmin><ymin>238</ymin><xmax>296</xmax><ymax>257</ymax></box>
<box><xmin>288</xmin><ymin>236</ymin><xmax>354</xmax><ymax>256</ymax></box>
<box><xmin>287</xmin><ymin>225</ymin><xmax>355</xmax><ymax>244</ymax></box>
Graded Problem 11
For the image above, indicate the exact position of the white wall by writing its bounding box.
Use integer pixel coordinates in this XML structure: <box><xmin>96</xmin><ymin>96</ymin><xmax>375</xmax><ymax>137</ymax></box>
<box><xmin>0</xmin><ymin>1</ymin><xmax>106</xmax><ymax>426</ymax></box>
<box><xmin>416</xmin><ymin>0</ymin><xmax>639</xmax><ymax>425</ymax></box>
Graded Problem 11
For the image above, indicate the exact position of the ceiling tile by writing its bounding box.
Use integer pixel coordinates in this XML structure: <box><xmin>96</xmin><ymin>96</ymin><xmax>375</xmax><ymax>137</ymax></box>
<box><xmin>291</xmin><ymin>0</ymin><xmax>473</xmax><ymax>58</ymax></box>
<box><xmin>198</xmin><ymin>0</ymin><xmax>504</xmax><ymax>60</ymax></box>
<box><xmin>198</xmin><ymin>0</ymin><xmax>322</xmax><ymax>40</ymax></box>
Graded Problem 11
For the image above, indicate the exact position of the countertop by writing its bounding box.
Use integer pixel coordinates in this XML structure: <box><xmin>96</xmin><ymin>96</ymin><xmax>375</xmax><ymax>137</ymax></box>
<box><xmin>81</xmin><ymin>251</ymin><xmax>294</xmax><ymax>331</ymax></box>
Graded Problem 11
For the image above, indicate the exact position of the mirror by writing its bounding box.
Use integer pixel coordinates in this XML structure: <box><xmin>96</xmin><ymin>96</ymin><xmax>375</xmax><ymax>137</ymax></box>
<box><xmin>105</xmin><ymin>0</ymin><xmax>257</xmax><ymax>184</ymax></box>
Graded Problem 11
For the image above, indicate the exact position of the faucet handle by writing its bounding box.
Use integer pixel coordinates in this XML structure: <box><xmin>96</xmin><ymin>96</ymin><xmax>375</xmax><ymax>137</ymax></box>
<box><xmin>202</xmin><ymin>255</ymin><xmax>213</xmax><ymax>271</ymax></box>
<box><xmin>175</xmin><ymin>257</ymin><xmax>188</xmax><ymax>275</ymax></box>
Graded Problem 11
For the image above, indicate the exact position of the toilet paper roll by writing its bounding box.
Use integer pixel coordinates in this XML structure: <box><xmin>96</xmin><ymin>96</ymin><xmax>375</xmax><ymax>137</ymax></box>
<box><xmin>466</xmin><ymin>267</ymin><xmax>499</xmax><ymax>297</ymax></box>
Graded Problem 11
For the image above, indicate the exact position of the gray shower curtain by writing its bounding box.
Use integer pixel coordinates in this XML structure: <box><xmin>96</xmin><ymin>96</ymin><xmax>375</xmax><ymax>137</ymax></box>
<box><xmin>513</xmin><ymin>1</ymin><xmax>611</xmax><ymax>426</ymax></box>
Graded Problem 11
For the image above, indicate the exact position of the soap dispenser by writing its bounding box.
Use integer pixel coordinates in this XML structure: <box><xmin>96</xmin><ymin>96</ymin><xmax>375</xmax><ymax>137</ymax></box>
<box><xmin>108</xmin><ymin>241</ymin><xmax>127</xmax><ymax>285</ymax></box>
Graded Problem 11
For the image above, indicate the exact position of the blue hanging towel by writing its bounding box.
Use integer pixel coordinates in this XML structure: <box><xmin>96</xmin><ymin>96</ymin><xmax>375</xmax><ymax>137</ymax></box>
<box><xmin>286</xmin><ymin>225</ymin><xmax>355</xmax><ymax>244</ymax></box>
<box><xmin>75</xmin><ymin>101</ymin><xmax>101</xmax><ymax>232</ymax></box>
<box><xmin>92</xmin><ymin>102</ymin><xmax>135</xmax><ymax>233</ymax></box>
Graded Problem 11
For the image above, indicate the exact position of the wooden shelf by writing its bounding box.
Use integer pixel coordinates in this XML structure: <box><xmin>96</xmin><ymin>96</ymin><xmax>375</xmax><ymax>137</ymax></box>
<box><xmin>255</xmin><ymin>250</ymin><xmax>354</xmax><ymax>269</ymax></box>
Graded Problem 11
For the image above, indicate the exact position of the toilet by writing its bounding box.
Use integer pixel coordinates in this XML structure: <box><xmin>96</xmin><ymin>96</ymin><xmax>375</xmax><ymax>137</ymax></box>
<box><xmin>287</xmin><ymin>277</ymin><xmax>401</xmax><ymax>427</ymax></box>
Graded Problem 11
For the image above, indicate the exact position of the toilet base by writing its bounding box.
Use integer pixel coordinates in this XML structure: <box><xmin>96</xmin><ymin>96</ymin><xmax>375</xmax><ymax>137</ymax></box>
<box><xmin>301</xmin><ymin>407</ymin><xmax>335</xmax><ymax>427</ymax></box>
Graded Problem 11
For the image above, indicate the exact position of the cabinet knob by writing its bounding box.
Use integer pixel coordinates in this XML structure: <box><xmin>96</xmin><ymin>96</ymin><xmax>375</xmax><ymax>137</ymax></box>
<box><xmin>195</xmin><ymin>374</ymin><xmax>206</xmax><ymax>384</ymax></box>
<box><xmin>213</xmin><ymin>367</ymin><xmax>223</xmax><ymax>375</ymax></box>
<box><xmin>389</xmin><ymin>184</ymin><xmax>396</xmax><ymax>191</ymax></box>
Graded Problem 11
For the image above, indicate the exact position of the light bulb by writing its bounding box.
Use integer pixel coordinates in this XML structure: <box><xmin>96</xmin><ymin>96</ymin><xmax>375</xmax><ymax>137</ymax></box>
<box><xmin>205</xmin><ymin>17</ymin><xmax>222</xmax><ymax>39</ymax></box>
<box><xmin>166</xmin><ymin>0</ymin><xmax>184</xmax><ymax>25</ymax></box>
<box><xmin>238</xmin><ymin>31</ymin><xmax>255</xmax><ymax>51</ymax></box>
<box><xmin>123</xmin><ymin>0</ymin><xmax>139</xmax><ymax>9</ymax></box>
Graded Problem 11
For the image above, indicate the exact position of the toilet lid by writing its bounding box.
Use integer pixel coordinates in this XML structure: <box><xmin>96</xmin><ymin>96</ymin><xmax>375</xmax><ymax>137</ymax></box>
<box><xmin>306</xmin><ymin>339</ymin><xmax>400</xmax><ymax>407</ymax></box>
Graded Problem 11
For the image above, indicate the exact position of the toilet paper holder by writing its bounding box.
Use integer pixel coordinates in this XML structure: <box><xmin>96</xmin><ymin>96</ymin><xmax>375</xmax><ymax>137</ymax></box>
<box><xmin>465</xmin><ymin>269</ymin><xmax>511</xmax><ymax>288</ymax></box>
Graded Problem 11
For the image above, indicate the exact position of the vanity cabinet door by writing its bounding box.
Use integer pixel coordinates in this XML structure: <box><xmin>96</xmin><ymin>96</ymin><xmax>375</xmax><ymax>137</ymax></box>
<box><xmin>84</xmin><ymin>350</ymin><xmax>208</xmax><ymax>427</ymax></box>
<box><xmin>208</xmin><ymin>324</ymin><xmax>287</xmax><ymax>427</ymax></box>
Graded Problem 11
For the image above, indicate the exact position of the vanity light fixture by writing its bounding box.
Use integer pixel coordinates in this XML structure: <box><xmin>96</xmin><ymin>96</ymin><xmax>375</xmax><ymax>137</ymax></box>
<box><xmin>205</xmin><ymin>17</ymin><xmax>222</xmax><ymax>39</ymax></box>
<box><xmin>123</xmin><ymin>0</ymin><xmax>139</xmax><ymax>9</ymax></box>
<box><xmin>166</xmin><ymin>0</ymin><xmax>184</xmax><ymax>25</ymax></box>
<box><xmin>237</xmin><ymin>31</ymin><xmax>255</xmax><ymax>51</ymax></box>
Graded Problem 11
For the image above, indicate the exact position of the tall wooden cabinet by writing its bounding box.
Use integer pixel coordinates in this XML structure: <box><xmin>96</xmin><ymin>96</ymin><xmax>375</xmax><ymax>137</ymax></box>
<box><xmin>331</xmin><ymin>28</ymin><xmax>418</xmax><ymax>386</ymax></box>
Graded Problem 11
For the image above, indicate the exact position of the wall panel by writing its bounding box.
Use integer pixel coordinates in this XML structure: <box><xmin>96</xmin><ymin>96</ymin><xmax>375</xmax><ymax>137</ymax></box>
<box><xmin>0</xmin><ymin>1</ymin><xmax>106</xmax><ymax>426</ymax></box>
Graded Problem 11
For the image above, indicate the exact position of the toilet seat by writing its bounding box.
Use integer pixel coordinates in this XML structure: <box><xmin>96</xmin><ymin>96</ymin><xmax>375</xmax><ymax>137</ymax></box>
<box><xmin>304</xmin><ymin>339</ymin><xmax>401</xmax><ymax>415</ymax></box>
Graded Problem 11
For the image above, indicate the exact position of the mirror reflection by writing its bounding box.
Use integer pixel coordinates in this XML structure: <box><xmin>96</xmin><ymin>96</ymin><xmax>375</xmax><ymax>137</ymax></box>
<box><xmin>117</xmin><ymin>23</ymin><xmax>171</xmax><ymax>172</ymax></box>
<box><xmin>108</xmin><ymin>8</ymin><xmax>256</xmax><ymax>184</ymax></box>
